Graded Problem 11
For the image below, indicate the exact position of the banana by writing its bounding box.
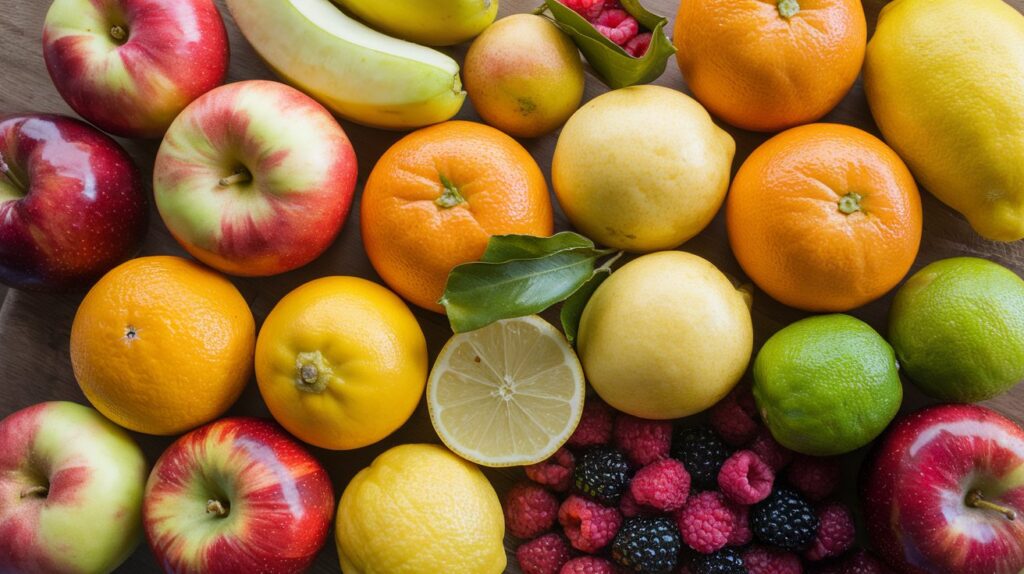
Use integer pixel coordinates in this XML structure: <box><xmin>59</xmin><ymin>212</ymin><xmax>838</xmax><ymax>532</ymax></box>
<box><xmin>333</xmin><ymin>0</ymin><xmax>498</xmax><ymax>46</ymax></box>
<box><xmin>224</xmin><ymin>0</ymin><xmax>465</xmax><ymax>130</ymax></box>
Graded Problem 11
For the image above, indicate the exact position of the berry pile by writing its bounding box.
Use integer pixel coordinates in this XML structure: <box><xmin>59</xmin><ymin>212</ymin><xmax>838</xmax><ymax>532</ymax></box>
<box><xmin>559</xmin><ymin>0</ymin><xmax>653</xmax><ymax>57</ymax></box>
<box><xmin>508</xmin><ymin>387</ymin><xmax>888</xmax><ymax>574</ymax></box>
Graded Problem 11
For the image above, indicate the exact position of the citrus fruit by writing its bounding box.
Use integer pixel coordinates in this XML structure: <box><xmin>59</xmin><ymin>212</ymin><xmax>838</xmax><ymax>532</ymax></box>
<box><xmin>752</xmin><ymin>314</ymin><xmax>902</xmax><ymax>456</ymax></box>
<box><xmin>674</xmin><ymin>0</ymin><xmax>865</xmax><ymax>132</ymax></box>
<box><xmin>254</xmin><ymin>276</ymin><xmax>428</xmax><ymax>450</ymax></box>
<box><xmin>864</xmin><ymin>0</ymin><xmax>1024</xmax><ymax>241</ymax></box>
<box><xmin>889</xmin><ymin>257</ymin><xmax>1024</xmax><ymax>403</ymax></box>
<box><xmin>726</xmin><ymin>123</ymin><xmax>922</xmax><ymax>312</ymax></box>
<box><xmin>361</xmin><ymin>120</ymin><xmax>552</xmax><ymax>313</ymax></box>
<box><xmin>335</xmin><ymin>443</ymin><xmax>506</xmax><ymax>574</ymax></box>
<box><xmin>552</xmin><ymin>86</ymin><xmax>735</xmax><ymax>252</ymax></box>
<box><xmin>464</xmin><ymin>14</ymin><xmax>584</xmax><ymax>138</ymax></box>
<box><xmin>577</xmin><ymin>251</ymin><xmax>753</xmax><ymax>420</ymax></box>
<box><xmin>427</xmin><ymin>315</ymin><xmax>585</xmax><ymax>467</ymax></box>
<box><xmin>70</xmin><ymin>256</ymin><xmax>255</xmax><ymax>436</ymax></box>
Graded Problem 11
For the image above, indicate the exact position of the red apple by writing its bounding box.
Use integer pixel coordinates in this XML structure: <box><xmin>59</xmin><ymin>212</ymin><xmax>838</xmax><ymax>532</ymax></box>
<box><xmin>153</xmin><ymin>80</ymin><xmax>358</xmax><ymax>276</ymax></box>
<box><xmin>143</xmin><ymin>417</ymin><xmax>334</xmax><ymax>573</ymax></box>
<box><xmin>43</xmin><ymin>0</ymin><xmax>229</xmax><ymax>139</ymax></box>
<box><xmin>0</xmin><ymin>114</ymin><xmax>147</xmax><ymax>291</ymax></box>
<box><xmin>862</xmin><ymin>403</ymin><xmax>1024</xmax><ymax>574</ymax></box>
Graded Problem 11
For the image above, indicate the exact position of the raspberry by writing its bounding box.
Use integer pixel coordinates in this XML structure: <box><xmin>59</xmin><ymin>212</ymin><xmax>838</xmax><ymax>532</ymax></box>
<box><xmin>593</xmin><ymin>9</ymin><xmax>639</xmax><ymax>46</ymax></box>
<box><xmin>751</xmin><ymin>488</ymin><xmax>819</xmax><ymax>551</ymax></box>
<box><xmin>611</xmin><ymin>517</ymin><xmax>682</xmax><ymax>573</ymax></box>
<box><xmin>618</xmin><ymin>489</ymin><xmax>655</xmax><ymax>518</ymax></box>
<box><xmin>676</xmin><ymin>491</ymin><xmax>736</xmax><ymax>554</ymax></box>
<box><xmin>517</xmin><ymin>533</ymin><xmax>571</xmax><ymax>574</ymax></box>
<box><xmin>624</xmin><ymin>32</ymin><xmax>652</xmax><ymax>58</ymax></box>
<box><xmin>742</xmin><ymin>545</ymin><xmax>802</xmax><ymax>574</ymax></box>
<box><xmin>709</xmin><ymin>384</ymin><xmax>761</xmax><ymax>446</ymax></box>
<box><xmin>718</xmin><ymin>450</ymin><xmax>774</xmax><ymax>505</ymax></box>
<box><xmin>693</xmin><ymin>548</ymin><xmax>746</xmax><ymax>574</ymax></box>
<box><xmin>560</xmin><ymin>556</ymin><xmax>618</xmax><ymax>574</ymax></box>
<box><xmin>804</xmin><ymin>503</ymin><xmax>856</xmax><ymax>561</ymax></box>
<box><xmin>614</xmin><ymin>414</ymin><xmax>672</xmax><ymax>467</ymax></box>
<box><xmin>527</xmin><ymin>448</ymin><xmax>575</xmax><ymax>492</ymax></box>
<box><xmin>629</xmin><ymin>459</ymin><xmax>690</xmax><ymax>512</ymax></box>
<box><xmin>558</xmin><ymin>494</ymin><xmax>623</xmax><ymax>553</ymax></box>
<box><xmin>672</xmin><ymin>426</ymin><xmax>733</xmax><ymax>490</ymax></box>
<box><xmin>560</xmin><ymin>0</ymin><xmax>604</xmax><ymax>20</ymax></box>
<box><xmin>726</xmin><ymin>504</ymin><xmax>752</xmax><ymax>547</ymax></box>
<box><xmin>786</xmin><ymin>455</ymin><xmax>841</xmax><ymax>501</ymax></box>
<box><xmin>568</xmin><ymin>399</ymin><xmax>615</xmax><ymax>448</ymax></box>
<box><xmin>505</xmin><ymin>482</ymin><xmax>559</xmax><ymax>539</ymax></box>
<box><xmin>574</xmin><ymin>446</ymin><xmax>631</xmax><ymax>504</ymax></box>
<box><xmin>812</xmin><ymin>549</ymin><xmax>893</xmax><ymax>574</ymax></box>
<box><xmin>749</xmin><ymin>428</ymin><xmax>794</xmax><ymax>471</ymax></box>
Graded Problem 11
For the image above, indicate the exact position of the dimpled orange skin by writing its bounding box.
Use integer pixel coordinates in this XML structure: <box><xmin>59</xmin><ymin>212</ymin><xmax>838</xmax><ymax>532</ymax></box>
<box><xmin>361</xmin><ymin>121</ymin><xmax>553</xmax><ymax>313</ymax></box>
<box><xmin>674</xmin><ymin>0</ymin><xmax>866</xmax><ymax>132</ymax></box>
<box><xmin>70</xmin><ymin>256</ymin><xmax>255</xmax><ymax>435</ymax></box>
<box><xmin>726</xmin><ymin>123</ymin><xmax>922</xmax><ymax>312</ymax></box>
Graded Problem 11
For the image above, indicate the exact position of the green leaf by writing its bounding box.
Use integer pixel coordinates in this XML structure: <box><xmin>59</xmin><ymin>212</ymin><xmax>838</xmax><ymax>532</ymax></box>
<box><xmin>481</xmin><ymin>231</ymin><xmax>595</xmax><ymax>263</ymax></box>
<box><xmin>560</xmin><ymin>267</ymin><xmax>611</xmax><ymax>345</ymax></box>
<box><xmin>544</xmin><ymin>0</ymin><xmax>677</xmax><ymax>89</ymax></box>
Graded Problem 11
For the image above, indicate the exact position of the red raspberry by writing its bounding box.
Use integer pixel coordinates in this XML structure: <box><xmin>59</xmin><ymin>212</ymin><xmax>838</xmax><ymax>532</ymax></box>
<box><xmin>742</xmin><ymin>545</ymin><xmax>802</xmax><ymax>574</ymax></box>
<box><xmin>558</xmin><ymin>494</ymin><xmax>623</xmax><ymax>553</ymax></box>
<box><xmin>526</xmin><ymin>448</ymin><xmax>575</xmax><ymax>492</ymax></box>
<box><xmin>629</xmin><ymin>458</ymin><xmax>690</xmax><ymax>512</ymax></box>
<box><xmin>813</xmin><ymin>549</ymin><xmax>893</xmax><ymax>574</ymax></box>
<box><xmin>727</xmin><ymin>504</ymin><xmax>752</xmax><ymax>547</ymax></box>
<box><xmin>749</xmin><ymin>428</ymin><xmax>794</xmax><ymax>471</ymax></box>
<box><xmin>505</xmin><ymin>482</ymin><xmax>559</xmax><ymax>539</ymax></box>
<box><xmin>624</xmin><ymin>32</ymin><xmax>652</xmax><ymax>58</ymax></box>
<box><xmin>718</xmin><ymin>450</ymin><xmax>774</xmax><ymax>505</ymax></box>
<box><xmin>709</xmin><ymin>384</ymin><xmax>761</xmax><ymax>446</ymax></box>
<box><xmin>618</xmin><ymin>489</ymin><xmax>655</xmax><ymax>518</ymax></box>
<box><xmin>676</xmin><ymin>491</ymin><xmax>735</xmax><ymax>554</ymax></box>
<box><xmin>560</xmin><ymin>556</ymin><xmax>618</xmax><ymax>574</ymax></box>
<box><xmin>804</xmin><ymin>503</ymin><xmax>856</xmax><ymax>561</ymax></box>
<box><xmin>593</xmin><ymin>9</ymin><xmax>639</xmax><ymax>46</ymax></box>
<box><xmin>568</xmin><ymin>399</ymin><xmax>614</xmax><ymax>448</ymax></box>
<box><xmin>560</xmin><ymin>0</ymin><xmax>604</xmax><ymax>20</ymax></box>
<box><xmin>786</xmin><ymin>455</ymin><xmax>841</xmax><ymax>501</ymax></box>
<box><xmin>613</xmin><ymin>414</ymin><xmax>672</xmax><ymax>467</ymax></box>
<box><xmin>517</xmin><ymin>533</ymin><xmax>571</xmax><ymax>574</ymax></box>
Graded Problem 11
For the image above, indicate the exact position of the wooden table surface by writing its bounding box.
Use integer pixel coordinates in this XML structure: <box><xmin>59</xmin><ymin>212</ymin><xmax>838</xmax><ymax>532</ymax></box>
<box><xmin>2</xmin><ymin>0</ymin><xmax>1023</xmax><ymax>572</ymax></box>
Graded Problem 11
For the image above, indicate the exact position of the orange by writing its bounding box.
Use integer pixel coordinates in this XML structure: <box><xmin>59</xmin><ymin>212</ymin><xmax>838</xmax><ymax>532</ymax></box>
<box><xmin>674</xmin><ymin>0</ymin><xmax>866</xmax><ymax>132</ymax></box>
<box><xmin>70</xmin><ymin>256</ymin><xmax>255</xmax><ymax>435</ymax></box>
<box><xmin>726</xmin><ymin>123</ymin><xmax>922</xmax><ymax>312</ymax></box>
<box><xmin>361</xmin><ymin>120</ymin><xmax>553</xmax><ymax>313</ymax></box>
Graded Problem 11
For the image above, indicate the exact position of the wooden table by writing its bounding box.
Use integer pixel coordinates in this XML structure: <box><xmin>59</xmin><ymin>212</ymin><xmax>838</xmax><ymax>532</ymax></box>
<box><xmin>2</xmin><ymin>0</ymin><xmax>1022</xmax><ymax>572</ymax></box>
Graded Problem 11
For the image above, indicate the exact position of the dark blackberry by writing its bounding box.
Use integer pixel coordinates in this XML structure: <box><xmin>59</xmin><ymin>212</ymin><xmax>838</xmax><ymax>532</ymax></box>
<box><xmin>751</xmin><ymin>488</ymin><xmax>819</xmax><ymax>551</ymax></box>
<box><xmin>693</xmin><ymin>548</ymin><xmax>747</xmax><ymax>574</ymax></box>
<box><xmin>573</xmin><ymin>446</ymin><xmax>631</xmax><ymax>504</ymax></box>
<box><xmin>671</xmin><ymin>426</ymin><xmax>732</xmax><ymax>489</ymax></box>
<box><xmin>611</xmin><ymin>517</ymin><xmax>681</xmax><ymax>574</ymax></box>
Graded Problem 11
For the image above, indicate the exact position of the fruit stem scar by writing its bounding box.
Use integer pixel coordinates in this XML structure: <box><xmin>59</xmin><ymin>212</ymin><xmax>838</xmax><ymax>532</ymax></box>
<box><xmin>435</xmin><ymin>174</ymin><xmax>466</xmax><ymax>208</ymax></box>
<box><xmin>838</xmin><ymin>192</ymin><xmax>863</xmax><ymax>215</ymax></box>
<box><xmin>219</xmin><ymin>167</ymin><xmax>252</xmax><ymax>187</ymax></box>
<box><xmin>966</xmin><ymin>489</ymin><xmax>1016</xmax><ymax>521</ymax></box>
<box><xmin>295</xmin><ymin>351</ymin><xmax>331</xmax><ymax>394</ymax></box>
<box><xmin>778</xmin><ymin>0</ymin><xmax>800</xmax><ymax>19</ymax></box>
<box><xmin>20</xmin><ymin>485</ymin><xmax>48</xmax><ymax>499</ymax></box>
<box><xmin>109</xmin><ymin>25</ymin><xmax>128</xmax><ymax>43</ymax></box>
<box><xmin>206</xmin><ymin>499</ymin><xmax>229</xmax><ymax>517</ymax></box>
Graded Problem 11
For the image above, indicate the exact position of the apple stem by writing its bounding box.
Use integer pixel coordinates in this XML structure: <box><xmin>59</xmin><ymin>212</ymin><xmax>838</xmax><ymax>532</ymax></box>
<box><xmin>109</xmin><ymin>25</ymin><xmax>128</xmax><ymax>43</ymax></box>
<box><xmin>20</xmin><ymin>485</ymin><xmax>48</xmax><ymax>499</ymax></box>
<box><xmin>966</xmin><ymin>490</ymin><xmax>1017</xmax><ymax>521</ymax></box>
<box><xmin>0</xmin><ymin>155</ymin><xmax>27</xmax><ymax>195</ymax></box>
<box><xmin>206</xmin><ymin>499</ymin><xmax>229</xmax><ymax>517</ymax></box>
<box><xmin>219</xmin><ymin>169</ymin><xmax>252</xmax><ymax>187</ymax></box>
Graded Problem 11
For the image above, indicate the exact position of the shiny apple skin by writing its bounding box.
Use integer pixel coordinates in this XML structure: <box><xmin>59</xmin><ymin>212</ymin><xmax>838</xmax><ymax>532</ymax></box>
<box><xmin>43</xmin><ymin>0</ymin><xmax>229</xmax><ymax>139</ymax></box>
<box><xmin>862</xmin><ymin>403</ymin><xmax>1024</xmax><ymax>574</ymax></box>
<box><xmin>143</xmin><ymin>417</ymin><xmax>334</xmax><ymax>574</ymax></box>
<box><xmin>0</xmin><ymin>114</ymin><xmax>147</xmax><ymax>292</ymax></box>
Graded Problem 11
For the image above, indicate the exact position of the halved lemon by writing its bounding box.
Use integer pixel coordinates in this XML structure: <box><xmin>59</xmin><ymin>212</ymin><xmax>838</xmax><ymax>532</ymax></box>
<box><xmin>427</xmin><ymin>315</ymin><xmax>586</xmax><ymax>467</ymax></box>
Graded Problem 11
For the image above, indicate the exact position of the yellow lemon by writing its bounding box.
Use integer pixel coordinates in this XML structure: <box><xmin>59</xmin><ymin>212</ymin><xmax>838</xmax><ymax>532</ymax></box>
<box><xmin>254</xmin><ymin>276</ymin><xmax>427</xmax><ymax>450</ymax></box>
<box><xmin>335</xmin><ymin>443</ymin><xmax>506</xmax><ymax>574</ymax></box>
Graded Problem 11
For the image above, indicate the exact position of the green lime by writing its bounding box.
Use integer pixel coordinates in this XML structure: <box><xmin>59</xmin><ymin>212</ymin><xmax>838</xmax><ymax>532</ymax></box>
<box><xmin>753</xmin><ymin>314</ymin><xmax>902</xmax><ymax>456</ymax></box>
<box><xmin>888</xmin><ymin>257</ymin><xmax>1024</xmax><ymax>402</ymax></box>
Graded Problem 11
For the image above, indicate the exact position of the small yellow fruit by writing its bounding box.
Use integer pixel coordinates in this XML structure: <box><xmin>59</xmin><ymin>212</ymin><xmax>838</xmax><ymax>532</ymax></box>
<box><xmin>254</xmin><ymin>276</ymin><xmax>427</xmax><ymax>450</ymax></box>
<box><xmin>333</xmin><ymin>0</ymin><xmax>498</xmax><ymax>46</ymax></box>
<box><xmin>578</xmin><ymin>251</ymin><xmax>753</xmax><ymax>419</ymax></box>
<box><xmin>464</xmin><ymin>14</ymin><xmax>585</xmax><ymax>138</ymax></box>
<box><xmin>336</xmin><ymin>444</ymin><xmax>506</xmax><ymax>574</ymax></box>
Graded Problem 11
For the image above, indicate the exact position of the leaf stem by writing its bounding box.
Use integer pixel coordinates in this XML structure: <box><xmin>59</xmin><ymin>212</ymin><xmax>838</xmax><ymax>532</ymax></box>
<box><xmin>532</xmin><ymin>3</ymin><xmax>547</xmax><ymax>15</ymax></box>
<box><xmin>597</xmin><ymin>251</ymin><xmax>624</xmax><ymax>272</ymax></box>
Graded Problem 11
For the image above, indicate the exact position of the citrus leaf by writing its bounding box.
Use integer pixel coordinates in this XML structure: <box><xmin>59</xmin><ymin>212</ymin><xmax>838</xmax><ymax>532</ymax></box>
<box><xmin>544</xmin><ymin>0</ymin><xmax>676</xmax><ymax>88</ymax></box>
<box><xmin>560</xmin><ymin>267</ymin><xmax>611</xmax><ymax>346</ymax></box>
<box><xmin>481</xmin><ymin>232</ymin><xmax>595</xmax><ymax>263</ymax></box>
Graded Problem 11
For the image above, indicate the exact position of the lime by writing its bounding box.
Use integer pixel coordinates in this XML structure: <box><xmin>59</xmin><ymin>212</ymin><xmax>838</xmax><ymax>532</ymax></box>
<box><xmin>888</xmin><ymin>257</ymin><xmax>1024</xmax><ymax>402</ymax></box>
<box><xmin>427</xmin><ymin>315</ymin><xmax>585</xmax><ymax>467</ymax></box>
<box><xmin>753</xmin><ymin>314</ymin><xmax>902</xmax><ymax>456</ymax></box>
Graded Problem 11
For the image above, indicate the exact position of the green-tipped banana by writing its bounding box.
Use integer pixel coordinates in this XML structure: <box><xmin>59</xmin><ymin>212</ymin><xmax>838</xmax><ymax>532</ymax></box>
<box><xmin>333</xmin><ymin>0</ymin><xmax>498</xmax><ymax>46</ymax></box>
<box><xmin>225</xmin><ymin>0</ymin><xmax>465</xmax><ymax>130</ymax></box>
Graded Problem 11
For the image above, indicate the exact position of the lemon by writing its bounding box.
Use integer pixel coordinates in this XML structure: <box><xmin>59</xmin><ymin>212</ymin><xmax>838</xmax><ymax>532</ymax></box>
<box><xmin>864</xmin><ymin>0</ymin><xmax>1024</xmax><ymax>241</ymax></box>
<box><xmin>427</xmin><ymin>315</ymin><xmax>585</xmax><ymax>467</ymax></box>
<box><xmin>335</xmin><ymin>443</ymin><xmax>506</xmax><ymax>574</ymax></box>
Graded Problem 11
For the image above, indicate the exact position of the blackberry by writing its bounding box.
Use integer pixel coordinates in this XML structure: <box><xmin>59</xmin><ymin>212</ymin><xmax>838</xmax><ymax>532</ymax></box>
<box><xmin>751</xmin><ymin>488</ymin><xmax>819</xmax><ymax>551</ymax></box>
<box><xmin>693</xmin><ymin>548</ymin><xmax>747</xmax><ymax>574</ymax></box>
<box><xmin>611</xmin><ymin>517</ymin><xmax>681</xmax><ymax>574</ymax></box>
<box><xmin>573</xmin><ymin>446</ymin><xmax>631</xmax><ymax>504</ymax></box>
<box><xmin>671</xmin><ymin>426</ymin><xmax>732</xmax><ymax>489</ymax></box>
